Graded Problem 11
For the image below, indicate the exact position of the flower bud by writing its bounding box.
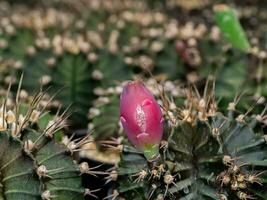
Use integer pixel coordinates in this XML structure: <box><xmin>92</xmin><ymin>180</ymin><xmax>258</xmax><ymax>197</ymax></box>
<box><xmin>120</xmin><ymin>81</ymin><xmax>163</xmax><ymax>161</ymax></box>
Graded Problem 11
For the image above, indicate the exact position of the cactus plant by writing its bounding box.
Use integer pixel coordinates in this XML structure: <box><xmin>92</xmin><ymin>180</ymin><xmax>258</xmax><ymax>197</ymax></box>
<box><xmin>2</xmin><ymin>0</ymin><xmax>266</xmax><ymax>128</ymax></box>
<box><xmin>0</xmin><ymin>81</ymin><xmax>91</xmax><ymax>200</ymax></box>
<box><xmin>1</xmin><ymin>1</ymin><xmax>267</xmax><ymax>174</ymax></box>
<box><xmin>111</xmin><ymin>80</ymin><xmax>267</xmax><ymax>200</ymax></box>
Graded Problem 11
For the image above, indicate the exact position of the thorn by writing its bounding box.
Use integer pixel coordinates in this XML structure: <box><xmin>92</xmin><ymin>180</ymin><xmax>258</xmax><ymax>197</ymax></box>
<box><xmin>148</xmin><ymin>184</ymin><xmax>157</xmax><ymax>200</ymax></box>
<box><xmin>84</xmin><ymin>188</ymin><xmax>101</xmax><ymax>199</ymax></box>
<box><xmin>131</xmin><ymin>170</ymin><xmax>147</xmax><ymax>183</ymax></box>
<box><xmin>42</xmin><ymin>190</ymin><xmax>56</xmax><ymax>200</ymax></box>
<box><xmin>37</xmin><ymin>165</ymin><xmax>52</xmax><ymax>179</ymax></box>
<box><xmin>103</xmin><ymin>190</ymin><xmax>119</xmax><ymax>200</ymax></box>
<box><xmin>104</xmin><ymin>170</ymin><xmax>118</xmax><ymax>184</ymax></box>
<box><xmin>79</xmin><ymin>162</ymin><xmax>104</xmax><ymax>176</ymax></box>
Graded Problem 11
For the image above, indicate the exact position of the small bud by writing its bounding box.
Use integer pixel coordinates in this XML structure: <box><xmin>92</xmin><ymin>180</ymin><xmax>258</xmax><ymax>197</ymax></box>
<box><xmin>160</xmin><ymin>140</ymin><xmax>168</xmax><ymax>149</ymax></box>
<box><xmin>237</xmin><ymin>192</ymin><xmax>251</xmax><ymax>200</ymax></box>
<box><xmin>61</xmin><ymin>136</ymin><xmax>70</xmax><ymax>146</ymax></box>
<box><xmin>0</xmin><ymin>118</ymin><xmax>7</xmax><ymax>131</ymax></box>
<box><xmin>91</xmin><ymin>70</ymin><xmax>103</xmax><ymax>80</ymax></box>
<box><xmin>11</xmin><ymin>122</ymin><xmax>18</xmax><ymax>137</ymax></box>
<box><xmin>67</xmin><ymin>141</ymin><xmax>77</xmax><ymax>153</ymax></box>
<box><xmin>120</xmin><ymin>81</ymin><xmax>163</xmax><ymax>161</ymax></box>
<box><xmin>230</xmin><ymin>165</ymin><xmax>239</xmax><ymax>174</ymax></box>
<box><xmin>156</xmin><ymin>194</ymin><xmax>164</xmax><ymax>200</ymax></box>
<box><xmin>151</xmin><ymin>169</ymin><xmax>158</xmax><ymax>179</ymax></box>
<box><xmin>181</xmin><ymin>109</ymin><xmax>194</xmax><ymax>123</ymax></box>
<box><xmin>41</xmin><ymin>190</ymin><xmax>51</xmax><ymax>200</ymax></box>
<box><xmin>212</xmin><ymin>128</ymin><xmax>220</xmax><ymax>137</ymax></box>
<box><xmin>223</xmin><ymin>155</ymin><xmax>232</xmax><ymax>165</ymax></box>
<box><xmin>45</xmin><ymin>57</ymin><xmax>56</xmax><ymax>67</ymax></box>
<box><xmin>255</xmin><ymin>114</ymin><xmax>263</xmax><ymax>122</ymax></box>
<box><xmin>219</xmin><ymin>194</ymin><xmax>228</xmax><ymax>200</ymax></box>
<box><xmin>26</xmin><ymin>46</ymin><xmax>36</xmax><ymax>56</ymax></box>
<box><xmin>13</xmin><ymin>61</ymin><xmax>23</xmax><ymax>69</ymax></box>
<box><xmin>45</xmin><ymin>120</ymin><xmax>57</xmax><ymax>137</ymax></box>
<box><xmin>238</xmin><ymin>182</ymin><xmax>247</xmax><ymax>189</ymax></box>
<box><xmin>30</xmin><ymin>110</ymin><xmax>41</xmax><ymax>123</ymax></box>
<box><xmin>109</xmin><ymin>170</ymin><xmax>118</xmax><ymax>181</ymax></box>
<box><xmin>198</xmin><ymin>99</ymin><xmax>206</xmax><ymax>109</ymax></box>
<box><xmin>222</xmin><ymin>175</ymin><xmax>230</xmax><ymax>185</ymax></box>
<box><xmin>39</xmin><ymin>75</ymin><xmax>52</xmax><ymax>85</ymax></box>
<box><xmin>18</xmin><ymin>114</ymin><xmax>25</xmax><ymax>125</ymax></box>
<box><xmin>88</xmin><ymin>108</ymin><xmax>100</xmax><ymax>118</ymax></box>
<box><xmin>237</xmin><ymin>174</ymin><xmax>245</xmax><ymax>182</ymax></box>
<box><xmin>227</xmin><ymin>102</ymin><xmax>235</xmax><ymax>111</ymax></box>
<box><xmin>87</xmin><ymin>53</ymin><xmax>98</xmax><ymax>62</ymax></box>
<box><xmin>5</xmin><ymin>110</ymin><xmax>15</xmax><ymax>124</ymax></box>
<box><xmin>20</xmin><ymin>89</ymin><xmax>28</xmax><ymax>99</ymax></box>
<box><xmin>236</xmin><ymin>114</ymin><xmax>245</xmax><ymax>123</ymax></box>
<box><xmin>37</xmin><ymin>165</ymin><xmax>48</xmax><ymax>178</ymax></box>
<box><xmin>231</xmin><ymin>180</ymin><xmax>238</xmax><ymax>191</ymax></box>
<box><xmin>79</xmin><ymin>162</ymin><xmax>89</xmax><ymax>174</ymax></box>
<box><xmin>24</xmin><ymin>140</ymin><xmax>34</xmax><ymax>153</ymax></box>
<box><xmin>164</xmin><ymin>174</ymin><xmax>174</xmax><ymax>185</ymax></box>
<box><xmin>0</xmin><ymin>39</ymin><xmax>8</xmax><ymax>49</ymax></box>
<box><xmin>84</xmin><ymin>188</ymin><xmax>97</xmax><ymax>197</ymax></box>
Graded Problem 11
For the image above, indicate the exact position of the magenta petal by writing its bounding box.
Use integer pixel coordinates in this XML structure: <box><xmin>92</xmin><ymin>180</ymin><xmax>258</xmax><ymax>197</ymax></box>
<box><xmin>142</xmin><ymin>99</ymin><xmax>153</xmax><ymax>107</ymax></box>
<box><xmin>119</xmin><ymin>81</ymin><xmax>164</xmax><ymax>160</ymax></box>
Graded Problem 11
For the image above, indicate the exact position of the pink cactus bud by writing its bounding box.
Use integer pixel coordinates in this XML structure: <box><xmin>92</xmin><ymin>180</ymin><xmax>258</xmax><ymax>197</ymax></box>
<box><xmin>120</xmin><ymin>81</ymin><xmax>163</xmax><ymax>161</ymax></box>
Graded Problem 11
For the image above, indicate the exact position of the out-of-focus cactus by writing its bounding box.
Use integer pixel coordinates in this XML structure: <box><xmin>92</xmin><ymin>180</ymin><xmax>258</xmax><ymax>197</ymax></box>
<box><xmin>0</xmin><ymin>81</ymin><xmax>92</xmax><ymax>200</ymax></box>
<box><xmin>110</xmin><ymin>80</ymin><xmax>267</xmax><ymax>200</ymax></box>
<box><xmin>214</xmin><ymin>4</ymin><xmax>250</xmax><ymax>52</ymax></box>
<box><xmin>166</xmin><ymin>0</ymin><xmax>210</xmax><ymax>10</ymax></box>
<box><xmin>1</xmin><ymin>0</ymin><xmax>267</xmax><ymax>133</ymax></box>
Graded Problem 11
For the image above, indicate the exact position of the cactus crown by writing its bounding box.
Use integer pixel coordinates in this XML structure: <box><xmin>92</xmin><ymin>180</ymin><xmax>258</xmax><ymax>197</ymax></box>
<box><xmin>114</xmin><ymin>80</ymin><xmax>267</xmax><ymax>200</ymax></box>
<box><xmin>0</xmin><ymin>80</ymin><xmax>88</xmax><ymax>200</ymax></box>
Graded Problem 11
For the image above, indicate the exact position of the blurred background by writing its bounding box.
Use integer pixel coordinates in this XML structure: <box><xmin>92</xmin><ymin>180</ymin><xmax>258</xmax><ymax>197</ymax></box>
<box><xmin>0</xmin><ymin>0</ymin><xmax>266</xmax><ymax>199</ymax></box>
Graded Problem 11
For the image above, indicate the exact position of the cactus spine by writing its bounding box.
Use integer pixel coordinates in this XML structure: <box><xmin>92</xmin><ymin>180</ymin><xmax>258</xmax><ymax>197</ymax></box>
<box><xmin>0</xmin><ymin>81</ymin><xmax>89</xmax><ymax>200</ymax></box>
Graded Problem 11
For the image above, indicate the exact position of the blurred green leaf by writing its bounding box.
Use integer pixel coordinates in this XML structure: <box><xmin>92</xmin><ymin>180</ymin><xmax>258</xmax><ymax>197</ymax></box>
<box><xmin>214</xmin><ymin>5</ymin><xmax>250</xmax><ymax>52</ymax></box>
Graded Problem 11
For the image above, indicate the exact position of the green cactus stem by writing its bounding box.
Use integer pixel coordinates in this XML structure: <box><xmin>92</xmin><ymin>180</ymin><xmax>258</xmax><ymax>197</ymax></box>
<box><xmin>0</xmin><ymin>82</ymin><xmax>90</xmax><ymax>200</ymax></box>
<box><xmin>114</xmin><ymin>81</ymin><xmax>267</xmax><ymax>200</ymax></box>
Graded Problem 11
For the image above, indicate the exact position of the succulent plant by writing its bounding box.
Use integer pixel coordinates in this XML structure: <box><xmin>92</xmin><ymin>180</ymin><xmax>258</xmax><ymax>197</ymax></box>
<box><xmin>1</xmin><ymin>0</ymin><xmax>266</xmax><ymax>130</ymax></box>
<box><xmin>1</xmin><ymin>2</ymin><xmax>267</xmax><ymax>174</ymax></box>
<box><xmin>111</xmin><ymin>80</ymin><xmax>267</xmax><ymax>200</ymax></box>
<box><xmin>0</xmin><ymin>5</ymin><xmax>94</xmax><ymax>127</ymax></box>
<box><xmin>0</xmin><ymin>81</ymin><xmax>93</xmax><ymax>200</ymax></box>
